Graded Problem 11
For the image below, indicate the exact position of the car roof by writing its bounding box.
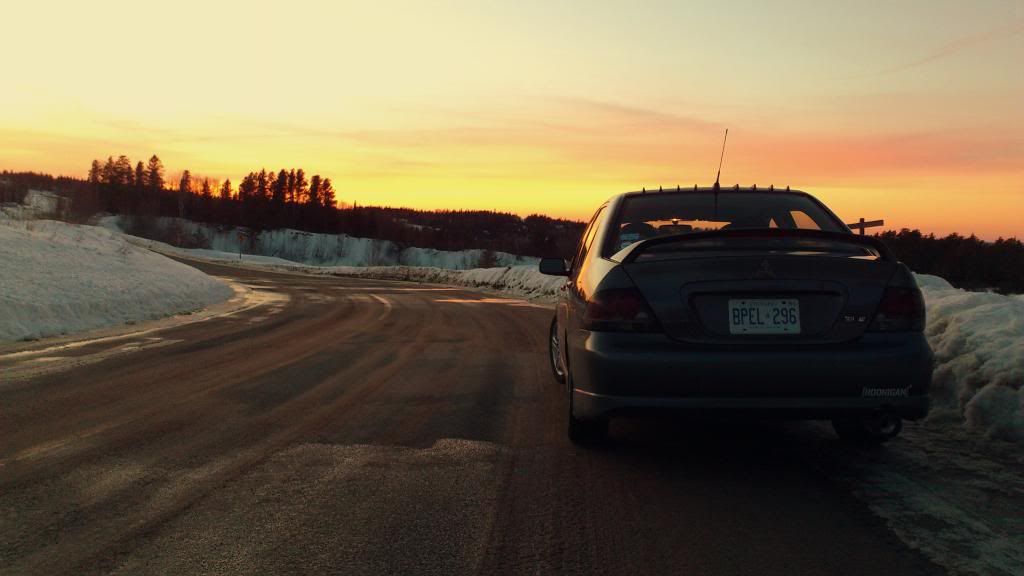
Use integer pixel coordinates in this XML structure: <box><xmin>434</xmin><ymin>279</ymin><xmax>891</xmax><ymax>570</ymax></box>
<box><xmin>618</xmin><ymin>185</ymin><xmax>810</xmax><ymax>200</ymax></box>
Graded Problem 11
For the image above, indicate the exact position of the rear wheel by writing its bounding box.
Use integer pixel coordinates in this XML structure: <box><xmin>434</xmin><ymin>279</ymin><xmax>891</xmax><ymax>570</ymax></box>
<box><xmin>549</xmin><ymin>317</ymin><xmax>566</xmax><ymax>385</ymax></box>
<box><xmin>832</xmin><ymin>413</ymin><xmax>903</xmax><ymax>445</ymax></box>
<box><xmin>567</xmin><ymin>377</ymin><xmax>608</xmax><ymax>445</ymax></box>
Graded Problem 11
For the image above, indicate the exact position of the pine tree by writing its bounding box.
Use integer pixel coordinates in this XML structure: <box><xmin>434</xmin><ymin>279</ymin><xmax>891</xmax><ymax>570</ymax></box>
<box><xmin>256</xmin><ymin>169</ymin><xmax>269</xmax><ymax>200</ymax></box>
<box><xmin>201</xmin><ymin>178</ymin><xmax>212</xmax><ymax>199</ymax></box>
<box><xmin>294</xmin><ymin>169</ymin><xmax>308</xmax><ymax>203</ymax></box>
<box><xmin>272</xmin><ymin>169</ymin><xmax>288</xmax><ymax>205</ymax></box>
<box><xmin>238</xmin><ymin>173</ymin><xmax>256</xmax><ymax>201</ymax></box>
<box><xmin>179</xmin><ymin>170</ymin><xmax>191</xmax><ymax>194</ymax></box>
<box><xmin>287</xmin><ymin>169</ymin><xmax>297</xmax><ymax>203</ymax></box>
<box><xmin>102</xmin><ymin>156</ymin><xmax>116</xmax><ymax>184</ymax></box>
<box><xmin>115</xmin><ymin>155</ymin><xmax>133</xmax><ymax>186</ymax></box>
<box><xmin>135</xmin><ymin>161</ymin><xmax>145</xmax><ymax>188</ymax></box>
<box><xmin>88</xmin><ymin>159</ymin><xmax>102</xmax><ymax>183</ymax></box>
<box><xmin>220</xmin><ymin>179</ymin><xmax>233</xmax><ymax>200</ymax></box>
<box><xmin>308</xmin><ymin>174</ymin><xmax>322</xmax><ymax>207</ymax></box>
<box><xmin>146</xmin><ymin>155</ymin><xmax>165</xmax><ymax>191</ymax></box>
<box><xmin>320</xmin><ymin>178</ymin><xmax>336</xmax><ymax>209</ymax></box>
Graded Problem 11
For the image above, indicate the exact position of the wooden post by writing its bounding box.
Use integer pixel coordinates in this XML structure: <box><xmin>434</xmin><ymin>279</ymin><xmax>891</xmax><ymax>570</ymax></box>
<box><xmin>846</xmin><ymin>219</ymin><xmax>885</xmax><ymax>235</ymax></box>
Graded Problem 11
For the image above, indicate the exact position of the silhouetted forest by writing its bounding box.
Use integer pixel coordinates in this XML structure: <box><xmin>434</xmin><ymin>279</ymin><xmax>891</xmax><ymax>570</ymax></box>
<box><xmin>1</xmin><ymin>160</ymin><xmax>585</xmax><ymax>259</ymax></box>
<box><xmin>2</xmin><ymin>165</ymin><xmax>1021</xmax><ymax>292</ymax></box>
<box><xmin>878</xmin><ymin>229</ymin><xmax>1024</xmax><ymax>294</ymax></box>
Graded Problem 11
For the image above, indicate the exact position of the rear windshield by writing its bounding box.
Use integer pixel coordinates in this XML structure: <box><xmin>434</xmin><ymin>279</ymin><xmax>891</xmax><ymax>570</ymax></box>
<box><xmin>607</xmin><ymin>191</ymin><xmax>844</xmax><ymax>255</ymax></box>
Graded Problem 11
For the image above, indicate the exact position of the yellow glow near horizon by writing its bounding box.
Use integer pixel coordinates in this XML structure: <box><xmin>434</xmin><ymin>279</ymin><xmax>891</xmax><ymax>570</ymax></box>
<box><xmin>1</xmin><ymin>1</ymin><xmax>1022</xmax><ymax>238</ymax></box>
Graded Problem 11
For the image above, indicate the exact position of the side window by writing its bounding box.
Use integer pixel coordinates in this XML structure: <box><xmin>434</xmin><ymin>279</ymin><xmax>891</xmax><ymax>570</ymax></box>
<box><xmin>571</xmin><ymin>206</ymin><xmax>606</xmax><ymax>274</ymax></box>
<box><xmin>583</xmin><ymin>209</ymin><xmax>603</xmax><ymax>252</ymax></box>
<box><xmin>790</xmin><ymin>210</ymin><xmax>822</xmax><ymax>230</ymax></box>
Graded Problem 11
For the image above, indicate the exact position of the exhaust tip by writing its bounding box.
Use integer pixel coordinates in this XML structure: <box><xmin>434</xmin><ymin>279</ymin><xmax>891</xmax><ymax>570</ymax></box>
<box><xmin>867</xmin><ymin>411</ymin><xmax>902</xmax><ymax>439</ymax></box>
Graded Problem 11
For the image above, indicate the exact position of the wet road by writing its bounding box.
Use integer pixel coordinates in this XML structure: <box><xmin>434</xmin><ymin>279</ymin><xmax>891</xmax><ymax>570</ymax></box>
<box><xmin>0</xmin><ymin>260</ymin><xmax>942</xmax><ymax>575</ymax></box>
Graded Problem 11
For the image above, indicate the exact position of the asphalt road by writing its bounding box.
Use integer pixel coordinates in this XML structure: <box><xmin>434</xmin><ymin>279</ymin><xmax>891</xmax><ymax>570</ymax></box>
<box><xmin>0</xmin><ymin>259</ymin><xmax>943</xmax><ymax>575</ymax></box>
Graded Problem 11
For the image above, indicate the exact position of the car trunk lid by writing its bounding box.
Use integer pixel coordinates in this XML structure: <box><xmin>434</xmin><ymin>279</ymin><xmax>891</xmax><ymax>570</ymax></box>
<box><xmin>619</xmin><ymin>230</ymin><xmax>897</xmax><ymax>345</ymax></box>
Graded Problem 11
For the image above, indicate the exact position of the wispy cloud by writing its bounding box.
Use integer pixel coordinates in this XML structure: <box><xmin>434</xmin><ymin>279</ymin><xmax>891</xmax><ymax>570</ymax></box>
<box><xmin>864</xmin><ymin>18</ymin><xmax>1024</xmax><ymax>77</ymax></box>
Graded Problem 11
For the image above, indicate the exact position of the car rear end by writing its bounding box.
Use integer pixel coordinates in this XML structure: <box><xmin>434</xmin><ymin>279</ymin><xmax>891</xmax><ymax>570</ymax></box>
<box><xmin>567</xmin><ymin>189</ymin><xmax>932</xmax><ymax>436</ymax></box>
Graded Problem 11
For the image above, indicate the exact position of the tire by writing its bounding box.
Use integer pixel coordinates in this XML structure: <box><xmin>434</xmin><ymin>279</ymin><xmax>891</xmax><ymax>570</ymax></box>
<box><xmin>832</xmin><ymin>413</ymin><xmax>902</xmax><ymax>445</ymax></box>
<box><xmin>549</xmin><ymin>316</ymin><xmax>566</xmax><ymax>385</ymax></box>
<box><xmin>567</xmin><ymin>376</ymin><xmax>608</xmax><ymax>446</ymax></box>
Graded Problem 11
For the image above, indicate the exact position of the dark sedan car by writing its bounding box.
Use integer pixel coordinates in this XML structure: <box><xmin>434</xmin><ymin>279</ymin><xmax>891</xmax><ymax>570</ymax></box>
<box><xmin>540</xmin><ymin>186</ymin><xmax>932</xmax><ymax>445</ymax></box>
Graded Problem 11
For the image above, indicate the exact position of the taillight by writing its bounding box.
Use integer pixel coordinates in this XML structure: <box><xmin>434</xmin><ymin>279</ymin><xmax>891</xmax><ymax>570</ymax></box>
<box><xmin>582</xmin><ymin>288</ymin><xmax>661</xmax><ymax>332</ymax></box>
<box><xmin>868</xmin><ymin>286</ymin><xmax>925</xmax><ymax>332</ymax></box>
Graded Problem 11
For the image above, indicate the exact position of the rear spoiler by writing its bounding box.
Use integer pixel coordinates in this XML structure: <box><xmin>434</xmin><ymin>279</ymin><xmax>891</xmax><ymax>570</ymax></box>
<box><xmin>619</xmin><ymin>229</ymin><xmax>895</xmax><ymax>263</ymax></box>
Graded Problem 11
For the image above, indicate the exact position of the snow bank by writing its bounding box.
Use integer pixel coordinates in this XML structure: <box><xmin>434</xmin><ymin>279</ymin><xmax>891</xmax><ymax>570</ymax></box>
<box><xmin>0</xmin><ymin>217</ymin><xmax>232</xmax><ymax>341</ymax></box>
<box><xmin>920</xmin><ymin>280</ymin><xmax>1024</xmax><ymax>441</ymax></box>
<box><xmin>1</xmin><ymin>189</ymin><xmax>67</xmax><ymax>220</ymax></box>
<box><xmin>323</xmin><ymin>264</ymin><xmax>564</xmax><ymax>300</ymax></box>
<box><xmin>912</xmin><ymin>273</ymin><xmax>954</xmax><ymax>291</ymax></box>
<box><xmin>99</xmin><ymin>216</ymin><xmax>535</xmax><ymax>270</ymax></box>
<box><xmin>117</xmin><ymin>235</ymin><xmax>563</xmax><ymax>301</ymax></box>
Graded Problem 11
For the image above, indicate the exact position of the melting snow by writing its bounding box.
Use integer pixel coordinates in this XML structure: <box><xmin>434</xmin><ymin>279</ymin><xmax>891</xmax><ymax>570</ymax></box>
<box><xmin>919</xmin><ymin>278</ymin><xmax>1024</xmax><ymax>442</ymax></box>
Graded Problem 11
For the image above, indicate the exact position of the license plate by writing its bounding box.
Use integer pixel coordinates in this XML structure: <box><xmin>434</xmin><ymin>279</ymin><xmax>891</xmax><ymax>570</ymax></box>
<box><xmin>728</xmin><ymin>299</ymin><xmax>800</xmax><ymax>334</ymax></box>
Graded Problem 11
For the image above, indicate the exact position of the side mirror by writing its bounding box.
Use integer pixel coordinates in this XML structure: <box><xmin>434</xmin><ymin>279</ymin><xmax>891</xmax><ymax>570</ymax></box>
<box><xmin>539</xmin><ymin>257</ymin><xmax>569</xmax><ymax>276</ymax></box>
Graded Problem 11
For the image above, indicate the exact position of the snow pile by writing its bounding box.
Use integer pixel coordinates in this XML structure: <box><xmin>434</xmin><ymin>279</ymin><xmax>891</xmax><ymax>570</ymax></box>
<box><xmin>325</xmin><ymin>264</ymin><xmax>564</xmax><ymax>300</ymax></box>
<box><xmin>920</xmin><ymin>279</ymin><xmax>1024</xmax><ymax>441</ymax></box>
<box><xmin>1</xmin><ymin>190</ymin><xmax>66</xmax><ymax>220</ymax></box>
<box><xmin>117</xmin><ymin>234</ymin><xmax>563</xmax><ymax>301</ymax></box>
<box><xmin>99</xmin><ymin>216</ymin><xmax>534</xmax><ymax>270</ymax></box>
<box><xmin>912</xmin><ymin>273</ymin><xmax>954</xmax><ymax>291</ymax></box>
<box><xmin>0</xmin><ymin>217</ymin><xmax>232</xmax><ymax>341</ymax></box>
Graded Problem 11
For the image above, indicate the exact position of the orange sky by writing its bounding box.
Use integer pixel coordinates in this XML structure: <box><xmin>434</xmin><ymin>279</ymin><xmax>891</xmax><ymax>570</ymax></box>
<box><xmin>1</xmin><ymin>1</ymin><xmax>1021</xmax><ymax>238</ymax></box>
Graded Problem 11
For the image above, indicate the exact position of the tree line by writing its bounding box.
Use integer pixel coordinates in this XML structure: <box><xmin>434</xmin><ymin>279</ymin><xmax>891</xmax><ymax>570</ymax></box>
<box><xmin>88</xmin><ymin>155</ymin><xmax>165</xmax><ymax>191</ymax></box>
<box><xmin>878</xmin><ymin>229</ymin><xmax>1024</xmax><ymax>294</ymax></box>
<box><xmin>10</xmin><ymin>163</ymin><xmax>1018</xmax><ymax>291</ymax></box>
<box><xmin>83</xmin><ymin>155</ymin><xmax>340</xmax><ymax>233</ymax></box>
<box><xmin>1</xmin><ymin>163</ymin><xmax>586</xmax><ymax>260</ymax></box>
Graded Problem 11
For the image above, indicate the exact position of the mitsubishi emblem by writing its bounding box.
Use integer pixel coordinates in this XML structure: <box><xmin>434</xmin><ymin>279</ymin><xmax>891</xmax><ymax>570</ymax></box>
<box><xmin>755</xmin><ymin>260</ymin><xmax>775</xmax><ymax>279</ymax></box>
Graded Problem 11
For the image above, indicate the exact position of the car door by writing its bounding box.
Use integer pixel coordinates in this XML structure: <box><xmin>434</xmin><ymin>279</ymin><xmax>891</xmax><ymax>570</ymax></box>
<box><xmin>564</xmin><ymin>205</ymin><xmax>607</xmax><ymax>344</ymax></box>
<box><xmin>555</xmin><ymin>206</ymin><xmax>604</xmax><ymax>364</ymax></box>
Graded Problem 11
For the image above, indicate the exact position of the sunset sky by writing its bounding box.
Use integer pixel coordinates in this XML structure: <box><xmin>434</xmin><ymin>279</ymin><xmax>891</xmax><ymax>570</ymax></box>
<box><xmin>2</xmin><ymin>0</ymin><xmax>1021</xmax><ymax>238</ymax></box>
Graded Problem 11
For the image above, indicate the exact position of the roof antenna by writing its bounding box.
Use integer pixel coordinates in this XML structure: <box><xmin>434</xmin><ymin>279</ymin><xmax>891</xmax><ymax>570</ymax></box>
<box><xmin>713</xmin><ymin>128</ymin><xmax>728</xmax><ymax>218</ymax></box>
<box><xmin>713</xmin><ymin>128</ymin><xmax>729</xmax><ymax>190</ymax></box>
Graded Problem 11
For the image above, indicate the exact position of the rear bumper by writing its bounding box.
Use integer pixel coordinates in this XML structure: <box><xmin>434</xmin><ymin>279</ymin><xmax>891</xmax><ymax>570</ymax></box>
<box><xmin>568</xmin><ymin>330</ymin><xmax>933</xmax><ymax>421</ymax></box>
<box><xmin>573</xmin><ymin>389</ymin><xmax>929</xmax><ymax>421</ymax></box>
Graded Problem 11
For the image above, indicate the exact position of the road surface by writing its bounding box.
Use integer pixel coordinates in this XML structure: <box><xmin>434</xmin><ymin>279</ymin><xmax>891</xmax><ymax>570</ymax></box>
<box><xmin>0</xmin><ymin>259</ymin><xmax>942</xmax><ymax>575</ymax></box>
